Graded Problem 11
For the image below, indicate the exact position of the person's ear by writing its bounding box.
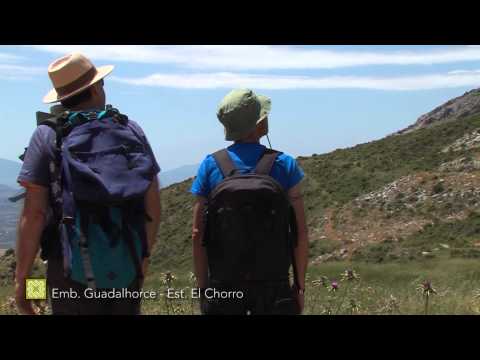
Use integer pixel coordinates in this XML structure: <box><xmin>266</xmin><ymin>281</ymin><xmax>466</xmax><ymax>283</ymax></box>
<box><xmin>91</xmin><ymin>81</ymin><xmax>105</xmax><ymax>96</ymax></box>
<box><xmin>89</xmin><ymin>84</ymin><xmax>98</xmax><ymax>97</ymax></box>
<box><xmin>257</xmin><ymin>118</ymin><xmax>268</xmax><ymax>137</ymax></box>
<box><xmin>263</xmin><ymin>118</ymin><xmax>269</xmax><ymax>135</ymax></box>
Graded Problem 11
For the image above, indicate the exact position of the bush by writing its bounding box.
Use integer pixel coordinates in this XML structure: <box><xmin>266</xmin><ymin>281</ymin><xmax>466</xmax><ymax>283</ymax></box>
<box><xmin>450</xmin><ymin>248</ymin><xmax>480</xmax><ymax>259</ymax></box>
<box><xmin>432</xmin><ymin>183</ymin><xmax>445</xmax><ymax>194</ymax></box>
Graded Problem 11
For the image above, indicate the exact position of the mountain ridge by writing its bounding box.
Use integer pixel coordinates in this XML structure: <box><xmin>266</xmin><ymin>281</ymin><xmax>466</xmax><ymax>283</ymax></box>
<box><xmin>397</xmin><ymin>88</ymin><xmax>480</xmax><ymax>135</ymax></box>
<box><xmin>159</xmin><ymin>164</ymin><xmax>198</xmax><ymax>188</ymax></box>
<box><xmin>0</xmin><ymin>159</ymin><xmax>21</xmax><ymax>189</ymax></box>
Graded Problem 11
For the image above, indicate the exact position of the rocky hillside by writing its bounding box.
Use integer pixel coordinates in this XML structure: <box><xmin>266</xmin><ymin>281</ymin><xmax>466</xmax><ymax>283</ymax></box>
<box><xmin>0</xmin><ymin>249</ymin><xmax>16</xmax><ymax>286</ymax></box>
<box><xmin>397</xmin><ymin>88</ymin><xmax>480</xmax><ymax>135</ymax></box>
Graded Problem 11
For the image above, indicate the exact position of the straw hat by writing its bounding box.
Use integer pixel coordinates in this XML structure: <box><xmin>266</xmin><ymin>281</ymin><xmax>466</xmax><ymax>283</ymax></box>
<box><xmin>43</xmin><ymin>52</ymin><xmax>114</xmax><ymax>104</ymax></box>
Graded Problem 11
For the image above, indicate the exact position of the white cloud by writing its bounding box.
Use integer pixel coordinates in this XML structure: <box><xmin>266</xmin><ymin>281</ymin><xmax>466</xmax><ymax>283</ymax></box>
<box><xmin>29</xmin><ymin>45</ymin><xmax>480</xmax><ymax>70</ymax></box>
<box><xmin>110</xmin><ymin>70</ymin><xmax>480</xmax><ymax>91</ymax></box>
<box><xmin>448</xmin><ymin>69</ymin><xmax>480</xmax><ymax>75</ymax></box>
<box><xmin>0</xmin><ymin>52</ymin><xmax>24</xmax><ymax>63</ymax></box>
<box><xmin>0</xmin><ymin>64</ymin><xmax>45</xmax><ymax>80</ymax></box>
<box><xmin>0</xmin><ymin>51</ymin><xmax>43</xmax><ymax>80</ymax></box>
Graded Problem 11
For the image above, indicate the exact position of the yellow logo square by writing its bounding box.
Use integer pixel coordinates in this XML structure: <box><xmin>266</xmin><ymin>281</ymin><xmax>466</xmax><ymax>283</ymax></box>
<box><xmin>25</xmin><ymin>279</ymin><xmax>47</xmax><ymax>300</ymax></box>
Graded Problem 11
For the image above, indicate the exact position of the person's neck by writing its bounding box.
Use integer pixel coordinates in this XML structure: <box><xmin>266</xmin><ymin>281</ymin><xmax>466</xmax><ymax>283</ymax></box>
<box><xmin>235</xmin><ymin>139</ymin><xmax>260</xmax><ymax>144</ymax></box>
<box><xmin>69</xmin><ymin>103</ymin><xmax>105</xmax><ymax>112</ymax></box>
<box><xmin>235</xmin><ymin>134</ymin><xmax>261</xmax><ymax>144</ymax></box>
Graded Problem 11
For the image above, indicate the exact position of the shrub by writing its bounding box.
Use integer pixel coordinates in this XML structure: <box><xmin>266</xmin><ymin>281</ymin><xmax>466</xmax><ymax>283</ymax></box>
<box><xmin>432</xmin><ymin>183</ymin><xmax>445</xmax><ymax>194</ymax></box>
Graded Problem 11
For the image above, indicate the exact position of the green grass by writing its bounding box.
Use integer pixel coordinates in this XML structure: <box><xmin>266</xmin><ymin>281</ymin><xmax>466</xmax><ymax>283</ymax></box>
<box><xmin>130</xmin><ymin>258</ymin><xmax>480</xmax><ymax>315</ymax></box>
<box><xmin>304</xmin><ymin>259</ymin><xmax>480</xmax><ymax>315</ymax></box>
<box><xmin>3</xmin><ymin>258</ymin><xmax>479</xmax><ymax>315</ymax></box>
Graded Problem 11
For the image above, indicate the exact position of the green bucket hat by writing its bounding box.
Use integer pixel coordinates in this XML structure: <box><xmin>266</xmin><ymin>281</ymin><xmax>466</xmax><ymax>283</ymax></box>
<box><xmin>217</xmin><ymin>89</ymin><xmax>271</xmax><ymax>141</ymax></box>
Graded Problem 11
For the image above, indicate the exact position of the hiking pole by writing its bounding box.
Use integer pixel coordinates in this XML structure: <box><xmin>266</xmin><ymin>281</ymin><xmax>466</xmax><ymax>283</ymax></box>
<box><xmin>8</xmin><ymin>191</ymin><xmax>26</xmax><ymax>203</ymax></box>
<box><xmin>266</xmin><ymin>134</ymin><xmax>273</xmax><ymax>149</ymax></box>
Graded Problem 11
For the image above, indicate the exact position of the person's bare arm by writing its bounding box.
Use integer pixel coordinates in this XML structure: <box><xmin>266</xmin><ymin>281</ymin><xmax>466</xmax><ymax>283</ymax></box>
<box><xmin>143</xmin><ymin>177</ymin><xmax>161</xmax><ymax>278</ymax></box>
<box><xmin>15</xmin><ymin>182</ymin><xmax>49</xmax><ymax>315</ymax></box>
<box><xmin>145</xmin><ymin>177</ymin><xmax>161</xmax><ymax>252</ymax></box>
<box><xmin>288</xmin><ymin>183</ymin><xmax>309</xmax><ymax>290</ymax></box>
<box><xmin>192</xmin><ymin>196</ymin><xmax>208</xmax><ymax>288</ymax></box>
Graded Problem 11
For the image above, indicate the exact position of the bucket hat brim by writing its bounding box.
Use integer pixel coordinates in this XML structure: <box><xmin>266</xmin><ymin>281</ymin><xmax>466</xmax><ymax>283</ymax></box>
<box><xmin>256</xmin><ymin>94</ymin><xmax>271</xmax><ymax>124</ymax></box>
<box><xmin>42</xmin><ymin>65</ymin><xmax>114</xmax><ymax>104</ymax></box>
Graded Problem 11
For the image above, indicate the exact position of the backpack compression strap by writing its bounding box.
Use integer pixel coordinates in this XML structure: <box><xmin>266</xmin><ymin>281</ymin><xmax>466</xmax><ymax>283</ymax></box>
<box><xmin>213</xmin><ymin>149</ymin><xmax>238</xmax><ymax>178</ymax></box>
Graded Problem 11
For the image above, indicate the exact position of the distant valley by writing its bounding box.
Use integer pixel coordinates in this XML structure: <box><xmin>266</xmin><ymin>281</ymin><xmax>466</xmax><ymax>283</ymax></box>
<box><xmin>0</xmin><ymin>159</ymin><xmax>21</xmax><ymax>188</ymax></box>
<box><xmin>159</xmin><ymin>164</ymin><xmax>198</xmax><ymax>188</ymax></box>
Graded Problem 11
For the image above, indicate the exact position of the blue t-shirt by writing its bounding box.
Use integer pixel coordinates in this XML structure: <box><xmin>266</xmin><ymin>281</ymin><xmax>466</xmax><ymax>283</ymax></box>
<box><xmin>191</xmin><ymin>143</ymin><xmax>305</xmax><ymax>197</ymax></box>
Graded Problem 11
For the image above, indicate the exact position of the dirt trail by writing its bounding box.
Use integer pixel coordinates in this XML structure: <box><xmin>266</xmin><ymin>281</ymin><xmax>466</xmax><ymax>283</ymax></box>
<box><xmin>323</xmin><ymin>208</ymin><xmax>342</xmax><ymax>242</ymax></box>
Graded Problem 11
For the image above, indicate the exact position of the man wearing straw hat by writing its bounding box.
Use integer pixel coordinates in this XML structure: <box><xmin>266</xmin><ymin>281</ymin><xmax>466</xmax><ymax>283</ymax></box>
<box><xmin>191</xmin><ymin>89</ymin><xmax>309</xmax><ymax>315</ymax></box>
<box><xmin>15</xmin><ymin>53</ymin><xmax>161</xmax><ymax>315</ymax></box>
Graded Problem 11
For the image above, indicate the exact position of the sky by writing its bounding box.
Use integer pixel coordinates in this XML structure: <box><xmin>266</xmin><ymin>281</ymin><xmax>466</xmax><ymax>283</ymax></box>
<box><xmin>1</xmin><ymin>45</ymin><xmax>480</xmax><ymax>171</ymax></box>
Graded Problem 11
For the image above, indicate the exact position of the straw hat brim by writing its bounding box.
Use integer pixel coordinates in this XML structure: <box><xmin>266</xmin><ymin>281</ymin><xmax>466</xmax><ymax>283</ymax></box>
<box><xmin>43</xmin><ymin>65</ymin><xmax>114</xmax><ymax>104</ymax></box>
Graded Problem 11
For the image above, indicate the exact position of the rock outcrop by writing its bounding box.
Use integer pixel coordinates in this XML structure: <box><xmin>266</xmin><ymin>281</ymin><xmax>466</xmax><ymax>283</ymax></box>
<box><xmin>397</xmin><ymin>88</ymin><xmax>480</xmax><ymax>135</ymax></box>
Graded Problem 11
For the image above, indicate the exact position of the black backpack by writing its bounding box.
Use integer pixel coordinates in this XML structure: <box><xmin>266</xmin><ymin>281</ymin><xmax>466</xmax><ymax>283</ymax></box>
<box><xmin>204</xmin><ymin>148</ymin><xmax>299</xmax><ymax>286</ymax></box>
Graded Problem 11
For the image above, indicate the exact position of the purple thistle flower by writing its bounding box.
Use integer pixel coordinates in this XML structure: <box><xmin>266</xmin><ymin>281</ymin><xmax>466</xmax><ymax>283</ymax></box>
<box><xmin>417</xmin><ymin>280</ymin><xmax>437</xmax><ymax>297</ymax></box>
<box><xmin>329</xmin><ymin>281</ymin><xmax>339</xmax><ymax>292</ymax></box>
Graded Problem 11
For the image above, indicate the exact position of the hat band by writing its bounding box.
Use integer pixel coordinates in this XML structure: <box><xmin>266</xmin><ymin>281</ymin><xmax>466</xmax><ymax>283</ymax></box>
<box><xmin>55</xmin><ymin>67</ymin><xmax>98</xmax><ymax>98</ymax></box>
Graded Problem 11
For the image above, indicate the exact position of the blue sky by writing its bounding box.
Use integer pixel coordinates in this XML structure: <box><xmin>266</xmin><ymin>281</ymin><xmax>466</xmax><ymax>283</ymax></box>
<box><xmin>1</xmin><ymin>45</ymin><xmax>480</xmax><ymax>171</ymax></box>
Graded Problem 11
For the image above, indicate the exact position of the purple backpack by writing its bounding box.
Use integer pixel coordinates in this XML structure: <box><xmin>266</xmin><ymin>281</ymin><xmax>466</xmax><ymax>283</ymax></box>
<box><xmin>53</xmin><ymin>106</ymin><xmax>156</xmax><ymax>289</ymax></box>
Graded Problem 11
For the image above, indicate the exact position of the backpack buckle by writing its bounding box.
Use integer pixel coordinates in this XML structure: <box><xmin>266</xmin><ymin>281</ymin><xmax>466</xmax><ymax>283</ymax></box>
<box><xmin>62</xmin><ymin>217</ymin><xmax>74</xmax><ymax>225</ymax></box>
